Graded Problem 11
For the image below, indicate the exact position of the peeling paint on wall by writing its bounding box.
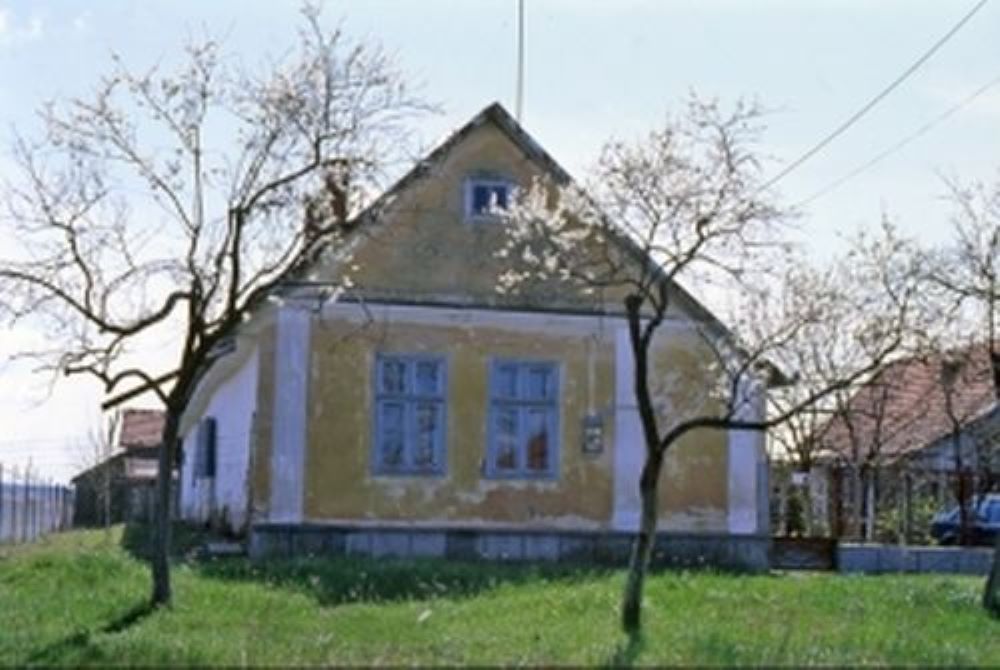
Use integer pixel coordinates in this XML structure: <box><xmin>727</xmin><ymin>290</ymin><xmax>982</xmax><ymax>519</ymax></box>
<box><xmin>296</xmin><ymin>304</ymin><xmax>735</xmax><ymax>532</ymax></box>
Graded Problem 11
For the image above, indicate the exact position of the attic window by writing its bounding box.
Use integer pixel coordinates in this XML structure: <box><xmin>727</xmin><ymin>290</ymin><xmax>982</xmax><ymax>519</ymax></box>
<box><xmin>465</xmin><ymin>177</ymin><xmax>512</xmax><ymax>220</ymax></box>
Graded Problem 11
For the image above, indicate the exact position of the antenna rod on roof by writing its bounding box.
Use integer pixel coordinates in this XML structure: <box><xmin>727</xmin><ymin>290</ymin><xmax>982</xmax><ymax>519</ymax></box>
<box><xmin>515</xmin><ymin>0</ymin><xmax>525</xmax><ymax>122</ymax></box>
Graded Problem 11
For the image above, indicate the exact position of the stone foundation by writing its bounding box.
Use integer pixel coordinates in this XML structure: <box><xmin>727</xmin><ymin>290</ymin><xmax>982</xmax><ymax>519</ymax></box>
<box><xmin>248</xmin><ymin>523</ymin><xmax>771</xmax><ymax>571</ymax></box>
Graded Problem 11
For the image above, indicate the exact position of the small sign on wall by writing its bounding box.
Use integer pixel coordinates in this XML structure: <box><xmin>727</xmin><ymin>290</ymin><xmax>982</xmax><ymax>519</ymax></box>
<box><xmin>582</xmin><ymin>413</ymin><xmax>604</xmax><ymax>455</ymax></box>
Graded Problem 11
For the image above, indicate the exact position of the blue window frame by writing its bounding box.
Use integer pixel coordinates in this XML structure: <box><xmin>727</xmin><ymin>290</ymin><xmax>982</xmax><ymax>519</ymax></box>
<box><xmin>373</xmin><ymin>354</ymin><xmax>446</xmax><ymax>475</ymax></box>
<box><xmin>194</xmin><ymin>417</ymin><xmax>217</xmax><ymax>479</ymax></box>
<box><xmin>487</xmin><ymin>359</ymin><xmax>559</xmax><ymax>479</ymax></box>
<box><xmin>465</xmin><ymin>177</ymin><xmax>512</xmax><ymax>219</ymax></box>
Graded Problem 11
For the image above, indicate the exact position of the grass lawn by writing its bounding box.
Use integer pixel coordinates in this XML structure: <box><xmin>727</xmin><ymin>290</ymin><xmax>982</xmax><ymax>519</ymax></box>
<box><xmin>1</xmin><ymin>527</ymin><xmax>997</xmax><ymax>667</ymax></box>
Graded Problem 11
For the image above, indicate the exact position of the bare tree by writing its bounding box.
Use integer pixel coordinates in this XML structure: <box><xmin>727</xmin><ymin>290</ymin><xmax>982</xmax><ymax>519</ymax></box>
<box><xmin>769</xmin><ymin>221</ymin><xmax>925</xmax><ymax>539</ymax></box>
<box><xmin>498</xmin><ymin>97</ymin><xmax>918</xmax><ymax>634</ymax></box>
<box><xmin>925</xmin><ymin>176</ymin><xmax>1000</xmax><ymax>614</ymax></box>
<box><xmin>0</xmin><ymin>5</ymin><xmax>431</xmax><ymax>607</ymax></box>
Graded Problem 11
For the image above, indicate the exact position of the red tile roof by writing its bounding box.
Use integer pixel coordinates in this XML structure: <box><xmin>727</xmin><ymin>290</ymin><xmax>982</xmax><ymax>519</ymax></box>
<box><xmin>118</xmin><ymin>408</ymin><xmax>166</xmax><ymax>450</ymax></box>
<box><xmin>818</xmin><ymin>342</ymin><xmax>998</xmax><ymax>462</ymax></box>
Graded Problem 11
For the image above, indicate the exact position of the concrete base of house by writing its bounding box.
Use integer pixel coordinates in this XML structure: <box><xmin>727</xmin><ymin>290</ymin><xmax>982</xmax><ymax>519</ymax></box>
<box><xmin>248</xmin><ymin>523</ymin><xmax>771</xmax><ymax>571</ymax></box>
<box><xmin>838</xmin><ymin>543</ymin><xmax>994</xmax><ymax>575</ymax></box>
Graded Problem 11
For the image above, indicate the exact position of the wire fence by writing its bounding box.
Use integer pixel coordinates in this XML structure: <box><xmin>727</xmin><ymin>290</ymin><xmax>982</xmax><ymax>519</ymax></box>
<box><xmin>0</xmin><ymin>463</ymin><xmax>74</xmax><ymax>545</ymax></box>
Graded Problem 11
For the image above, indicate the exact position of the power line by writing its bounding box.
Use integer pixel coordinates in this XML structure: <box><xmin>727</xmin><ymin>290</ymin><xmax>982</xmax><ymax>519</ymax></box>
<box><xmin>761</xmin><ymin>0</ymin><xmax>990</xmax><ymax>192</ymax></box>
<box><xmin>798</xmin><ymin>72</ymin><xmax>1000</xmax><ymax>207</ymax></box>
<box><xmin>515</xmin><ymin>0</ymin><xmax>525</xmax><ymax>122</ymax></box>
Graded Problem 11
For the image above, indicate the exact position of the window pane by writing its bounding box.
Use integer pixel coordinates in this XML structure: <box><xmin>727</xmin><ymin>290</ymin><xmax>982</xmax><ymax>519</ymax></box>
<box><xmin>413</xmin><ymin>403</ymin><xmax>440</xmax><ymax>468</ymax></box>
<box><xmin>493</xmin><ymin>407</ymin><xmax>519</xmax><ymax>471</ymax></box>
<box><xmin>414</xmin><ymin>361</ymin><xmax>440</xmax><ymax>396</ymax></box>
<box><xmin>379</xmin><ymin>402</ymin><xmax>405</xmax><ymax>468</ymax></box>
<box><xmin>493</xmin><ymin>364</ymin><xmax>518</xmax><ymax>398</ymax></box>
<box><xmin>525</xmin><ymin>367</ymin><xmax>553</xmax><ymax>401</ymax></box>
<box><xmin>524</xmin><ymin>409</ymin><xmax>550</xmax><ymax>472</ymax></box>
<box><xmin>471</xmin><ymin>183</ymin><xmax>509</xmax><ymax>215</ymax></box>
<box><xmin>380</xmin><ymin>359</ymin><xmax>406</xmax><ymax>395</ymax></box>
<box><xmin>472</xmin><ymin>185</ymin><xmax>492</xmax><ymax>214</ymax></box>
<box><xmin>493</xmin><ymin>185</ymin><xmax>509</xmax><ymax>209</ymax></box>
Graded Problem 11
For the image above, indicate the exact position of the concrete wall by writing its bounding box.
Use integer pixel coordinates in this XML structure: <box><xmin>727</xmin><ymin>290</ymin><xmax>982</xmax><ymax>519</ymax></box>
<box><xmin>275</xmin><ymin>301</ymin><xmax>737</xmax><ymax>533</ymax></box>
<box><xmin>838</xmin><ymin>543</ymin><xmax>994</xmax><ymax>575</ymax></box>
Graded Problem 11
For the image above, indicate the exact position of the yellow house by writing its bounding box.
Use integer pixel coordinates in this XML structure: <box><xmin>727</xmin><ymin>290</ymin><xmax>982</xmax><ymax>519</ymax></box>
<box><xmin>177</xmin><ymin>103</ymin><xmax>771</xmax><ymax>569</ymax></box>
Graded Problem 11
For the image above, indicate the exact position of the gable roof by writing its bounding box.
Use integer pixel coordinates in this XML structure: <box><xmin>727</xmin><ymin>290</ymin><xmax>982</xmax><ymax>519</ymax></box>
<box><xmin>818</xmin><ymin>342</ymin><xmax>998</xmax><ymax>462</ymax></box>
<box><xmin>103</xmin><ymin>102</ymin><xmax>775</xmax><ymax>412</ymax></box>
<box><xmin>306</xmin><ymin>102</ymin><xmax>739</xmax><ymax>343</ymax></box>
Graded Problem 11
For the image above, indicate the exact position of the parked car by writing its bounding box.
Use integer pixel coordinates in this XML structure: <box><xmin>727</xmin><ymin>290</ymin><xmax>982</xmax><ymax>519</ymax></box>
<box><xmin>930</xmin><ymin>494</ymin><xmax>1000</xmax><ymax>545</ymax></box>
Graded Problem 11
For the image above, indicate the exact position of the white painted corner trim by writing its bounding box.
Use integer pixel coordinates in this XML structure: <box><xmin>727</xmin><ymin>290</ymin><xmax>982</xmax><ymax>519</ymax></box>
<box><xmin>612</xmin><ymin>325</ymin><xmax>643</xmax><ymax>530</ymax></box>
<box><xmin>268</xmin><ymin>305</ymin><xmax>312</xmax><ymax>523</ymax></box>
<box><xmin>727</xmin><ymin>378</ymin><xmax>765</xmax><ymax>534</ymax></box>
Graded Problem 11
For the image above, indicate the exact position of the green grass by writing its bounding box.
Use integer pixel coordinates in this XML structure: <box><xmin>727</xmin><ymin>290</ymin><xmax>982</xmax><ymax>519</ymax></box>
<box><xmin>1</xmin><ymin>527</ymin><xmax>997</xmax><ymax>666</ymax></box>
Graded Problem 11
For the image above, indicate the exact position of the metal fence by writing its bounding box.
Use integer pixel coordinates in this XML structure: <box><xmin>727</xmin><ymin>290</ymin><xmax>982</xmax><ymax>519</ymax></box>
<box><xmin>0</xmin><ymin>463</ymin><xmax>74</xmax><ymax>545</ymax></box>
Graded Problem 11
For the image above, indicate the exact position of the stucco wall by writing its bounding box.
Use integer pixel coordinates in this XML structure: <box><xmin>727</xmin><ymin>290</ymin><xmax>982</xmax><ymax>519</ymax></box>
<box><xmin>311</xmin><ymin>120</ymin><xmax>687</xmax><ymax>320</ymax></box>
<box><xmin>249</xmin><ymin>114</ymin><xmax>763</xmax><ymax>536</ymax></box>
<box><xmin>287</xmin><ymin>303</ymin><xmax>731</xmax><ymax>532</ymax></box>
<box><xmin>305</xmin><ymin>308</ymin><xmax>614</xmax><ymax>528</ymax></box>
<box><xmin>179</xmin><ymin>343</ymin><xmax>260</xmax><ymax>532</ymax></box>
<box><xmin>250</xmin><ymin>321</ymin><xmax>278</xmax><ymax>520</ymax></box>
<box><xmin>612</xmin><ymin>324</ymin><xmax>732</xmax><ymax>532</ymax></box>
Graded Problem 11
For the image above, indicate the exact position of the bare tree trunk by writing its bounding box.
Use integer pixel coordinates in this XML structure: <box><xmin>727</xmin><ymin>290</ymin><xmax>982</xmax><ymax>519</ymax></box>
<box><xmin>103</xmin><ymin>465</ymin><xmax>112</xmax><ymax>541</ymax></box>
<box><xmin>151</xmin><ymin>410</ymin><xmax>180</xmax><ymax>607</ymax></box>
<box><xmin>850</xmin><ymin>465</ymin><xmax>863</xmax><ymax>539</ymax></box>
<box><xmin>957</xmin><ymin>470</ymin><xmax>971</xmax><ymax>546</ymax></box>
<box><xmin>902</xmin><ymin>471</ymin><xmax>912</xmax><ymax>545</ymax></box>
<box><xmin>621</xmin><ymin>451</ymin><xmax>662</xmax><ymax>635</ymax></box>
<box><xmin>777</xmin><ymin>478</ymin><xmax>788</xmax><ymax>535</ymax></box>
<box><xmin>802</xmin><ymin>480</ymin><xmax>814</xmax><ymax>537</ymax></box>
<box><xmin>985</xmin><ymin>340</ymin><xmax>999</xmax><ymax>615</ymax></box>
<box><xmin>986</xmin><ymin>531</ymin><xmax>1000</xmax><ymax>618</ymax></box>
<box><xmin>864</xmin><ymin>468</ymin><xmax>876</xmax><ymax>541</ymax></box>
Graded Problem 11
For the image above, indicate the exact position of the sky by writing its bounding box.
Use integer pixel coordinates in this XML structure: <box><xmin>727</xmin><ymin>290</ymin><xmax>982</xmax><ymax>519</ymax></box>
<box><xmin>1</xmin><ymin>0</ymin><xmax>998</xmax><ymax>481</ymax></box>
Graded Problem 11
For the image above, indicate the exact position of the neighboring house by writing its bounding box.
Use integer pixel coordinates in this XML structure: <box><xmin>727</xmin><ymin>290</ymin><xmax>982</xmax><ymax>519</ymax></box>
<box><xmin>814</xmin><ymin>343</ymin><xmax>1000</xmax><ymax>539</ymax></box>
<box><xmin>72</xmin><ymin>408</ymin><xmax>169</xmax><ymax>526</ymax></box>
<box><xmin>177</xmin><ymin>103</ymin><xmax>773</xmax><ymax>568</ymax></box>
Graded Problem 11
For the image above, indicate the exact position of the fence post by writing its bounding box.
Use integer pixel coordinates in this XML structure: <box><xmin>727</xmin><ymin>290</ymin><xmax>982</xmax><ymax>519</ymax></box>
<box><xmin>29</xmin><ymin>471</ymin><xmax>36</xmax><ymax>542</ymax></box>
<box><xmin>44</xmin><ymin>479</ymin><xmax>51</xmax><ymax>536</ymax></box>
<box><xmin>49</xmin><ymin>479</ymin><xmax>55</xmax><ymax>535</ymax></box>
<box><xmin>0</xmin><ymin>462</ymin><xmax>4</xmax><ymax>544</ymax></box>
<box><xmin>10</xmin><ymin>466</ymin><xmax>17</xmax><ymax>544</ymax></box>
<box><xmin>43</xmin><ymin>479</ymin><xmax>49</xmax><ymax>536</ymax></box>
<box><xmin>24</xmin><ymin>466</ymin><xmax>35</xmax><ymax>542</ymax></box>
<box><xmin>22</xmin><ymin>466</ymin><xmax>29</xmax><ymax>543</ymax></box>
